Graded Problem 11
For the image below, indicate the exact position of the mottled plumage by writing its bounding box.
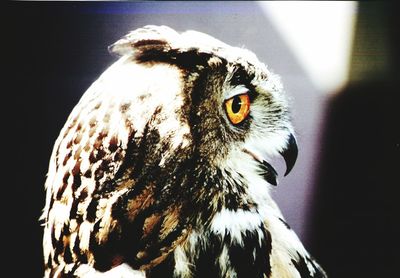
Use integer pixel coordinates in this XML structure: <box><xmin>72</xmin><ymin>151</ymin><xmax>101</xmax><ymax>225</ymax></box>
<box><xmin>41</xmin><ymin>25</ymin><xmax>326</xmax><ymax>277</ymax></box>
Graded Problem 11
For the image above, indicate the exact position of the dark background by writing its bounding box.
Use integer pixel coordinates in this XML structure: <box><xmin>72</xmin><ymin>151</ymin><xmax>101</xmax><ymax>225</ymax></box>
<box><xmin>5</xmin><ymin>2</ymin><xmax>399</xmax><ymax>277</ymax></box>
<box><xmin>311</xmin><ymin>2</ymin><xmax>400</xmax><ymax>276</ymax></box>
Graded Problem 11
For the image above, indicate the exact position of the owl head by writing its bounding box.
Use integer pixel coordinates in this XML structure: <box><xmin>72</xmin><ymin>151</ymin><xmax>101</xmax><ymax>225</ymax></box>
<box><xmin>70</xmin><ymin>25</ymin><xmax>297</xmax><ymax>221</ymax></box>
<box><xmin>42</xmin><ymin>26</ymin><xmax>317</xmax><ymax>276</ymax></box>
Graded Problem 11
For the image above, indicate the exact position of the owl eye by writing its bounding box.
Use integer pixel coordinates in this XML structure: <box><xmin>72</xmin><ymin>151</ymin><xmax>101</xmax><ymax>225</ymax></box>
<box><xmin>225</xmin><ymin>93</ymin><xmax>250</xmax><ymax>125</ymax></box>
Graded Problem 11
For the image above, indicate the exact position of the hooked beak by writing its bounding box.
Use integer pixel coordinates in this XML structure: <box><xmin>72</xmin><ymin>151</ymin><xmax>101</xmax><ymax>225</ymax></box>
<box><xmin>244</xmin><ymin>133</ymin><xmax>298</xmax><ymax>186</ymax></box>
<box><xmin>280</xmin><ymin>133</ymin><xmax>298</xmax><ymax>176</ymax></box>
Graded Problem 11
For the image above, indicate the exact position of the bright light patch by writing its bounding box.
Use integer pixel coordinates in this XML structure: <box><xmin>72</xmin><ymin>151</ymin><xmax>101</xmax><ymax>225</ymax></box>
<box><xmin>260</xmin><ymin>1</ymin><xmax>358</xmax><ymax>93</ymax></box>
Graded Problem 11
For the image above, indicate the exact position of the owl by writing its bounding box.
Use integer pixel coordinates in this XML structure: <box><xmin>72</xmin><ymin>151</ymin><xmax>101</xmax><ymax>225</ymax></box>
<box><xmin>41</xmin><ymin>25</ymin><xmax>326</xmax><ymax>277</ymax></box>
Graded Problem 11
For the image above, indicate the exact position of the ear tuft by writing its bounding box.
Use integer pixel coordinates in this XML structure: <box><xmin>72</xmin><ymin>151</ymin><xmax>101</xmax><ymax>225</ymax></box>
<box><xmin>108</xmin><ymin>25</ymin><xmax>180</xmax><ymax>56</ymax></box>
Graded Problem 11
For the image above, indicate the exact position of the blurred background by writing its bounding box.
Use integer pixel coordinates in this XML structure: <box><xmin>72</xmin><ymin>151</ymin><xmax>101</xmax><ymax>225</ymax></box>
<box><xmin>5</xmin><ymin>1</ymin><xmax>398</xmax><ymax>277</ymax></box>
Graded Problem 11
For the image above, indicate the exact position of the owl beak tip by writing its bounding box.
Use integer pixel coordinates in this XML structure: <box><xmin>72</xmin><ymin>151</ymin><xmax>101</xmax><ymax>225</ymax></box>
<box><xmin>244</xmin><ymin>133</ymin><xmax>297</xmax><ymax>185</ymax></box>
<box><xmin>280</xmin><ymin>133</ymin><xmax>298</xmax><ymax>176</ymax></box>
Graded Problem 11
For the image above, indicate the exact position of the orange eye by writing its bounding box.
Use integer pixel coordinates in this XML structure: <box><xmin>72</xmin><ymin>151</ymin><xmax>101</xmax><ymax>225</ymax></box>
<box><xmin>225</xmin><ymin>94</ymin><xmax>250</xmax><ymax>125</ymax></box>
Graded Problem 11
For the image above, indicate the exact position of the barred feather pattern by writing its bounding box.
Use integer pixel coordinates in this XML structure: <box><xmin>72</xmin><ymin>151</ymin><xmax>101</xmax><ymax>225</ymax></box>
<box><xmin>41</xmin><ymin>25</ymin><xmax>326</xmax><ymax>278</ymax></box>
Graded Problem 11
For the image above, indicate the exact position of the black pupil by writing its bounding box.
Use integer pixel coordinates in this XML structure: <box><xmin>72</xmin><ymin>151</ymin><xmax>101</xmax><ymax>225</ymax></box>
<box><xmin>232</xmin><ymin>96</ymin><xmax>242</xmax><ymax>113</ymax></box>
